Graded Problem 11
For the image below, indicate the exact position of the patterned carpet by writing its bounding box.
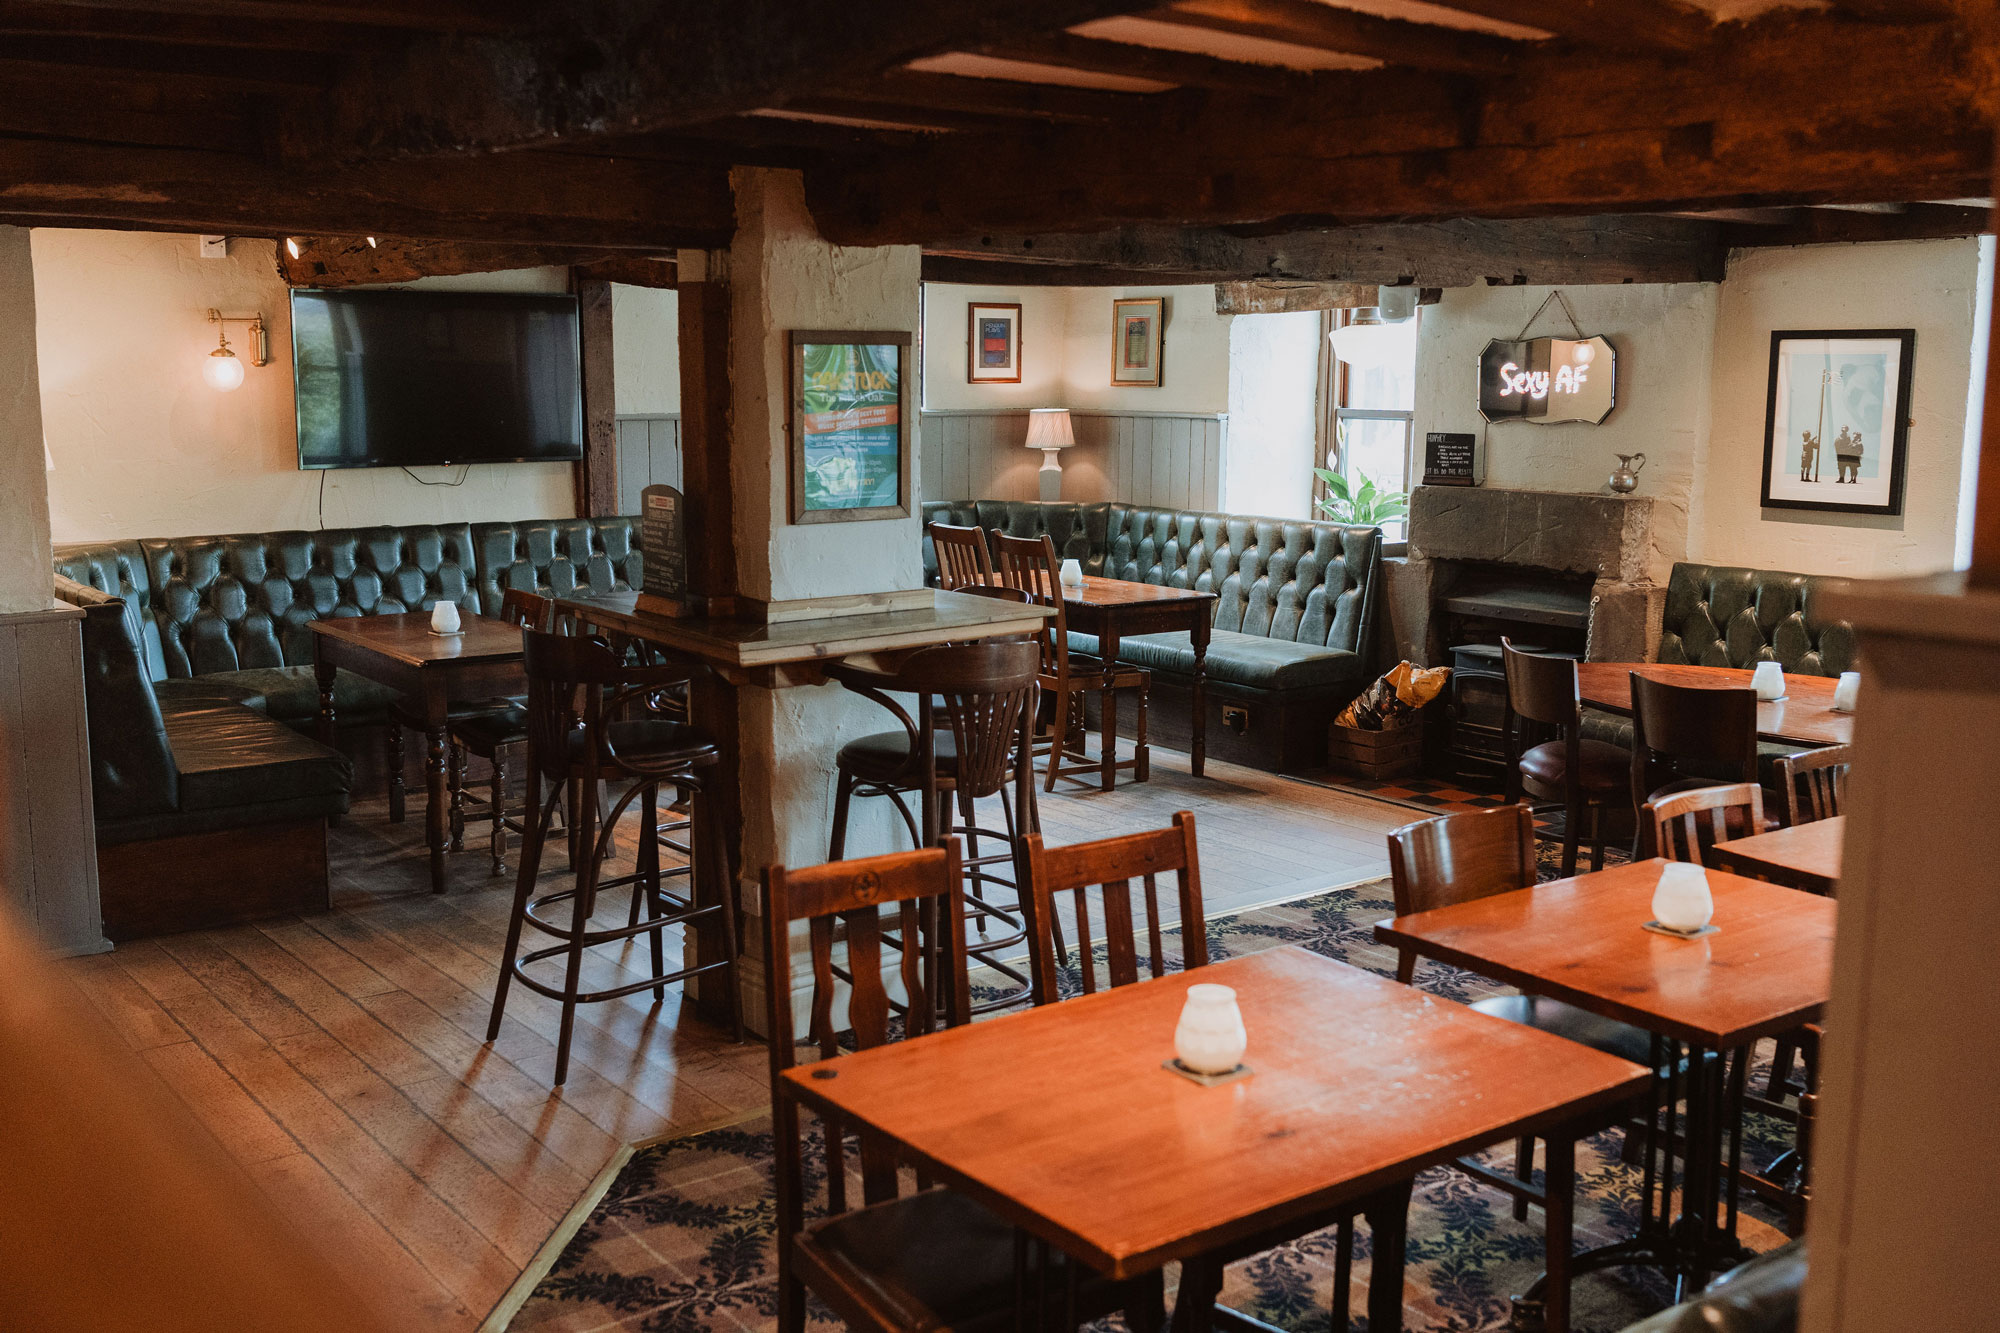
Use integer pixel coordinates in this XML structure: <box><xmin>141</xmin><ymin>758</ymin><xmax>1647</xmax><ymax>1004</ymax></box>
<box><xmin>499</xmin><ymin>854</ymin><xmax>1794</xmax><ymax>1333</ymax></box>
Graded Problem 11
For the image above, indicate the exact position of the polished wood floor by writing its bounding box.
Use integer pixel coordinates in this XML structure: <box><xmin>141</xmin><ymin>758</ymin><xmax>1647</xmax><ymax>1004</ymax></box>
<box><xmin>62</xmin><ymin>743</ymin><xmax>1414</xmax><ymax>1330</ymax></box>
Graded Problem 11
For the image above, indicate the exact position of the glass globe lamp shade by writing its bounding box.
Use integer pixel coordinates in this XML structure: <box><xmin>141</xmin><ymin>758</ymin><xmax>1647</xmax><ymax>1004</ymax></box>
<box><xmin>1328</xmin><ymin>311</ymin><xmax>1418</xmax><ymax>369</ymax></box>
<box><xmin>204</xmin><ymin>345</ymin><xmax>245</xmax><ymax>392</ymax></box>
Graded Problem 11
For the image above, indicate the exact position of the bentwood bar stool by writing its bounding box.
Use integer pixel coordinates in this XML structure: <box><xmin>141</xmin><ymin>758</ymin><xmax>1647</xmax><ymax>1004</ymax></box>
<box><xmin>825</xmin><ymin>639</ymin><xmax>1045</xmax><ymax>1010</ymax></box>
<box><xmin>487</xmin><ymin>627</ymin><xmax>743</xmax><ymax>1085</ymax></box>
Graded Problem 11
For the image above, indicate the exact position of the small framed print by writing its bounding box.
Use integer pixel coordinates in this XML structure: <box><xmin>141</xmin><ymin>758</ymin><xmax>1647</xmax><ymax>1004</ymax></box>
<box><xmin>1759</xmin><ymin>329</ymin><xmax>1914</xmax><ymax>517</ymax></box>
<box><xmin>967</xmin><ymin>302</ymin><xmax>1021</xmax><ymax>383</ymax></box>
<box><xmin>1110</xmin><ymin>297</ymin><xmax>1164</xmax><ymax>388</ymax></box>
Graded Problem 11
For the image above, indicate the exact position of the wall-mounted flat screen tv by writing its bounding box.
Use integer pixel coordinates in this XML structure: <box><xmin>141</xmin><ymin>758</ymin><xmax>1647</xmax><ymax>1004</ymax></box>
<box><xmin>293</xmin><ymin>289</ymin><xmax>583</xmax><ymax>469</ymax></box>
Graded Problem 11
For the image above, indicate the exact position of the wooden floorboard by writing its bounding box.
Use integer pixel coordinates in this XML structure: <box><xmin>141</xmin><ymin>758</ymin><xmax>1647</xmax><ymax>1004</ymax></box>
<box><xmin>58</xmin><ymin>741</ymin><xmax>1413</xmax><ymax>1329</ymax></box>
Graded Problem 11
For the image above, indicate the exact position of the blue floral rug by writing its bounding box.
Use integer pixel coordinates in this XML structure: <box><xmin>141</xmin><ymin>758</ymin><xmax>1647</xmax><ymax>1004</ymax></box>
<box><xmin>498</xmin><ymin>866</ymin><xmax>1794</xmax><ymax>1333</ymax></box>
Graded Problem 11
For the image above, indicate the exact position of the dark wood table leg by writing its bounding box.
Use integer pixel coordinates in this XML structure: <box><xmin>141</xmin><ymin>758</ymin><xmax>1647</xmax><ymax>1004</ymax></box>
<box><xmin>1364</xmin><ymin>1179</ymin><xmax>1414</xmax><ymax>1333</ymax></box>
<box><xmin>688</xmin><ymin>668</ymin><xmax>742</xmax><ymax>1028</ymax></box>
<box><xmin>1189</xmin><ymin>612</ymin><xmax>1211</xmax><ymax>778</ymax></box>
<box><xmin>422</xmin><ymin>685</ymin><xmax>448</xmax><ymax>894</ymax></box>
<box><xmin>313</xmin><ymin>650</ymin><xmax>337</xmax><ymax>747</ymax></box>
<box><xmin>1098</xmin><ymin>625</ymin><xmax>1122</xmax><ymax>793</ymax></box>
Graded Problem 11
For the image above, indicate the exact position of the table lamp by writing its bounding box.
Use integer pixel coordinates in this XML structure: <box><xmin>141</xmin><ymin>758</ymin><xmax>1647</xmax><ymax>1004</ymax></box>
<box><xmin>1026</xmin><ymin>408</ymin><xmax>1074</xmax><ymax>502</ymax></box>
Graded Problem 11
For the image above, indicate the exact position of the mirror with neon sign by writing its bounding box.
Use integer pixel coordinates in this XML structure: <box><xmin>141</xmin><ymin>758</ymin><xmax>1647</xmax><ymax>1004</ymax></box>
<box><xmin>1478</xmin><ymin>335</ymin><xmax>1616</xmax><ymax>424</ymax></box>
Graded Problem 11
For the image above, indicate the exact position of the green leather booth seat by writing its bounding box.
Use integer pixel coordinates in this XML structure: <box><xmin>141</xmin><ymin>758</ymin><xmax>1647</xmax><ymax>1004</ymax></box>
<box><xmin>53</xmin><ymin>516</ymin><xmax>639</xmax><ymax>727</ymax></box>
<box><xmin>1068</xmin><ymin>629</ymin><xmax>1370</xmax><ymax>694</ymax></box>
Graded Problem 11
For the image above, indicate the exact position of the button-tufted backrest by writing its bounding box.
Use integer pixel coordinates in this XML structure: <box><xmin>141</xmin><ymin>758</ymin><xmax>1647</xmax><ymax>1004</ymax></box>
<box><xmin>1657</xmin><ymin>562</ymin><xmax>1857</xmax><ymax>677</ymax></box>
<box><xmin>55</xmin><ymin>540</ymin><xmax>165</xmax><ymax>680</ymax></box>
<box><xmin>54</xmin><ymin>575</ymin><xmax>179</xmax><ymax>820</ymax></box>
<box><xmin>972</xmin><ymin>501</ymin><xmax>1107</xmax><ymax>571</ymax></box>
<box><xmin>471</xmin><ymin>517</ymin><xmax>642</xmax><ymax>609</ymax></box>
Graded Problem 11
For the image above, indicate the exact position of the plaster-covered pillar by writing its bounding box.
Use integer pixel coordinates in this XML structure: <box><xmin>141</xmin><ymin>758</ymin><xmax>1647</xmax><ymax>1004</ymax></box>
<box><xmin>720</xmin><ymin>169</ymin><xmax>925</xmax><ymax>1031</ymax></box>
<box><xmin>0</xmin><ymin>226</ymin><xmax>51</xmax><ymax>612</ymax></box>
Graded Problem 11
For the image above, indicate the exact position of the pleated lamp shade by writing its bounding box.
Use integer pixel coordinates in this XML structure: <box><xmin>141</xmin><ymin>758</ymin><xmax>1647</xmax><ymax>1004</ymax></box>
<box><xmin>1024</xmin><ymin>408</ymin><xmax>1075</xmax><ymax>451</ymax></box>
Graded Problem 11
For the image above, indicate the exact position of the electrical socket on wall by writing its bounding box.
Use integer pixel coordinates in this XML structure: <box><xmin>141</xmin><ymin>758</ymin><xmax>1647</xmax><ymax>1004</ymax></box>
<box><xmin>199</xmin><ymin>236</ymin><xmax>228</xmax><ymax>260</ymax></box>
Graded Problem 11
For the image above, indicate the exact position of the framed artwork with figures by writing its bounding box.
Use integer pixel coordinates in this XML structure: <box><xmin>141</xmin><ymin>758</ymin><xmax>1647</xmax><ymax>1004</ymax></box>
<box><xmin>1759</xmin><ymin>329</ymin><xmax>1914</xmax><ymax>516</ymax></box>
<box><xmin>966</xmin><ymin>302</ymin><xmax>1021</xmax><ymax>383</ymax></box>
<box><xmin>1110</xmin><ymin>296</ymin><xmax>1164</xmax><ymax>387</ymax></box>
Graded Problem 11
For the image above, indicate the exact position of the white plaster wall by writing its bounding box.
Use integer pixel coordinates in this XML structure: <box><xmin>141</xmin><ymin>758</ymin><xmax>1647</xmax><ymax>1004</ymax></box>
<box><xmin>1414</xmin><ymin>282</ymin><xmax>1720</xmax><ymax>582</ymax></box>
<box><xmin>1692</xmin><ymin>238</ymin><xmax>1980</xmax><ymax>577</ymax></box>
<box><xmin>729</xmin><ymin>168</ymin><xmax>925</xmax><ymax>876</ymax></box>
<box><xmin>0</xmin><ymin>226</ymin><xmax>51</xmax><ymax>613</ymax></box>
<box><xmin>31</xmin><ymin>230</ymin><xmax>577</xmax><ymax>542</ymax></box>
<box><xmin>1221</xmin><ymin>310</ymin><xmax>1320</xmax><ymax>518</ymax></box>
<box><xmin>919</xmin><ymin>283</ymin><xmax>1067</xmax><ymax>411</ymax></box>
<box><xmin>612</xmin><ymin>283</ymin><xmax>680</xmax><ymax>415</ymax></box>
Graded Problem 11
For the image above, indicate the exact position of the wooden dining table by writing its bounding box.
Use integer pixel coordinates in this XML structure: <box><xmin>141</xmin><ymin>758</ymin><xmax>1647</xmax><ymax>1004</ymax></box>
<box><xmin>311</xmin><ymin>611</ymin><xmax>528</xmax><ymax>893</ymax></box>
<box><xmin>781</xmin><ymin>946</ymin><xmax>1649</xmax><ymax>1333</ymax></box>
<box><xmin>1062</xmin><ymin>575</ymin><xmax>1216</xmax><ymax>785</ymax></box>
<box><xmin>1576</xmin><ymin>662</ymin><xmax>1853</xmax><ymax>747</ymax></box>
<box><xmin>1376</xmin><ymin>860</ymin><xmax>1836</xmax><ymax>1296</ymax></box>
<box><xmin>1713</xmin><ymin>815</ymin><xmax>1844</xmax><ymax>895</ymax></box>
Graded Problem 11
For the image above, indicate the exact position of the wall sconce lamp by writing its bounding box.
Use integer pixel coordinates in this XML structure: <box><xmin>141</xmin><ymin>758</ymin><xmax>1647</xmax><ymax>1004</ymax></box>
<box><xmin>203</xmin><ymin>307</ymin><xmax>268</xmax><ymax>392</ymax></box>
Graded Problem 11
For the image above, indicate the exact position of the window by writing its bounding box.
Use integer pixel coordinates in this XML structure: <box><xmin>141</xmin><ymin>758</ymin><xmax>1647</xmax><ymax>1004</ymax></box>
<box><xmin>1318</xmin><ymin>309</ymin><xmax>1418</xmax><ymax>543</ymax></box>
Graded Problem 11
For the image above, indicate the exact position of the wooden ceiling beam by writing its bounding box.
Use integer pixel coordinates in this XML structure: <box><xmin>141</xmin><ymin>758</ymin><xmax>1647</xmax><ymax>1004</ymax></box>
<box><xmin>0</xmin><ymin>66</ymin><xmax>258</xmax><ymax>151</ymax></box>
<box><xmin>0</xmin><ymin>2</ymin><xmax>403</xmax><ymax>50</ymax></box>
<box><xmin>1721</xmin><ymin>201</ymin><xmax>1989</xmax><ymax>247</ymax></box>
<box><xmin>18</xmin><ymin>0</ymin><xmax>531</xmax><ymax>33</ymax></box>
<box><xmin>809</xmin><ymin>15</ymin><xmax>1989</xmax><ymax>243</ymax></box>
<box><xmin>924</xmin><ymin>215</ymin><xmax>1728</xmax><ymax>286</ymax></box>
<box><xmin>847</xmin><ymin>70</ymin><xmax>1161</xmax><ymax>123</ymax></box>
<box><xmin>275</xmin><ymin>0</ymin><xmax>1160</xmax><ymax>163</ymax></box>
<box><xmin>0</xmin><ymin>33</ymin><xmax>333</xmax><ymax>86</ymax></box>
<box><xmin>275</xmin><ymin>236</ymin><xmax>628</xmax><ymax>287</ymax></box>
<box><xmin>971</xmin><ymin>30</ymin><xmax>1319</xmax><ymax>94</ymax></box>
<box><xmin>1145</xmin><ymin>0</ymin><xmax>1532</xmax><ymax>73</ymax></box>
<box><xmin>0</xmin><ymin>139</ymin><xmax>735</xmax><ymax>249</ymax></box>
<box><xmin>1407</xmin><ymin>0</ymin><xmax>1715</xmax><ymax>55</ymax></box>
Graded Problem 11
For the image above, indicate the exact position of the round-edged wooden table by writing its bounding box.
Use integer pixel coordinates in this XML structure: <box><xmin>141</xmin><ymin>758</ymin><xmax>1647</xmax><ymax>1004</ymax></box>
<box><xmin>1576</xmin><ymin>662</ymin><xmax>1853</xmax><ymax>748</ymax></box>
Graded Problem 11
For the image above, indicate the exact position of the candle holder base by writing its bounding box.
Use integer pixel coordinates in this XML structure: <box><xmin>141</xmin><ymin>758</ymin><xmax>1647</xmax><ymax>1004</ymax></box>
<box><xmin>1643</xmin><ymin>920</ymin><xmax>1719</xmax><ymax>940</ymax></box>
<box><xmin>1163</xmin><ymin>1059</ymin><xmax>1253</xmax><ymax>1087</ymax></box>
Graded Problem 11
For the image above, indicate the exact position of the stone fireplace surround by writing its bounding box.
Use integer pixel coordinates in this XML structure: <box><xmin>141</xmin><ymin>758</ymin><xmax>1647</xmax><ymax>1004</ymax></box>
<box><xmin>1383</xmin><ymin>485</ymin><xmax>1667</xmax><ymax>666</ymax></box>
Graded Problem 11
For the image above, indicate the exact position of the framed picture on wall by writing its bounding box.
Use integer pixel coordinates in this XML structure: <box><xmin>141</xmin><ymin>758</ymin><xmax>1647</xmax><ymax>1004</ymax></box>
<box><xmin>787</xmin><ymin>330</ymin><xmax>912</xmax><ymax>525</ymax></box>
<box><xmin>1110</xmin><ymin>296</ymin><xmax>1165</xmax><ymax>388</ymax></box>
<box><xmin>1759</xmin><ymin>328</ymin><xmax>1914</xmax><ymax>517</ymax></box>
<box><xmin>966</xmin><ymin>302</ymin><xmax>1021</xmax><ymax>383</ymax></box>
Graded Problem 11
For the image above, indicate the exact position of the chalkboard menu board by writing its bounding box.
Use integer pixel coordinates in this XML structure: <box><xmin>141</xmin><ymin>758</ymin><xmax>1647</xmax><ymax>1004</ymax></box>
<box><xmin>639</xmin><ymin>483</ymin><xmax>688</xmax><ymax>602</ymax></box>
<box><xmin>1423</xmin><ymin>432</ymin><xmax>1477</xmax><ymax>487</ymax></box>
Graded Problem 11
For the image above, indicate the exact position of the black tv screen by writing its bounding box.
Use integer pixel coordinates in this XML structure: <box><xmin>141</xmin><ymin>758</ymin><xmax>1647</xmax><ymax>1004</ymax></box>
<box><xmin>292</xmin><ymin>289</ymin><xmax>583</xmax><ymax>469</ymax></box>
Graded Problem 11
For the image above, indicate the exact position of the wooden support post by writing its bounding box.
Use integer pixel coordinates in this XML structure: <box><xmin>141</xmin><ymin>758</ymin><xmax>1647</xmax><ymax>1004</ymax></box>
<box><xmin>573</xmin><ymin>275</ymin><xmax>619</xmax><ymax>518</ymax></box>
<box><xmin>1971</xmin><ymin>177</ymin><xmax>2000</xmax><ymax>587</ymax></box>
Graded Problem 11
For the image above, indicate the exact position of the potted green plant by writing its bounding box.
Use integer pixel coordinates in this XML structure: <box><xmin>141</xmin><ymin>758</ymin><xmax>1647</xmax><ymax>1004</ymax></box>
<box><xmin>1312</xmin><ymin>468</ymin><xmax>1409</xmax><ymax>527</ymax></box>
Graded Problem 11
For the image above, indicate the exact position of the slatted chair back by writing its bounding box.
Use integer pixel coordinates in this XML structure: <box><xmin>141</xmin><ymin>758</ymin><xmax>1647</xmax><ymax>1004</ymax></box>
<box><xmin>1776</xmin><ymin>744</ymin><xmax>1851</xmax><ymax>826</ymax></box>
<box><xmin>992</xmin><ymin>531</ymin><xmax>1071</xmax><ymax>677</ymax></box>
<box><xmin>763</xmin><ymin>844</ymin><xmax>969</xmax><ymax>1213</ymax></box>
<box><xmin>928</xmin><ymin>521</ymin><xmax>995</xmax><ymax>590</ymax></box>
<box><xmin>1630</xmin><ymin>671</ymin><xmax>1759</xmax><ymax>797</ymax></box>
<box><xmin>1645</xmin><ymin>783</ymin><xmax>1767</xmax><ymax>865</ymax></box>
<box><xmin>1020</xmin><ymin>812</ymin><xmax>1207</xmax><ymax>1003</ymax></box>
<box><xmin>1385</xmin><ymin>805</ymin><xmax>1538</xmax><ymax>984</ymax></box>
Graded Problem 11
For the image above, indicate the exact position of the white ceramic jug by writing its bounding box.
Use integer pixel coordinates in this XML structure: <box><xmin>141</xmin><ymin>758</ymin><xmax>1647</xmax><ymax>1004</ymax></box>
<box><xmin>1174</xmin><ymin>983</ymin><xmax>1247</xmax><ymax>1074</ymax></box>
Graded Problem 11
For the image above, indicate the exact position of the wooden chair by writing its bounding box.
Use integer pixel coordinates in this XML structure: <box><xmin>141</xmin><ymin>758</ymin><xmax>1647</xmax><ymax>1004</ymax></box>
<box><xmin>762</xmin><ymin>844</ymin><xmax>1164</xmax><ymax>1333</ymax></box>
<box><xmin>1502</xmin><ymin>639</ymin><xmax>1631</xmax><ymax>875</ymax></box>
<box><xmin>1628</xmin><ymin>671</ymin><xmax>1761</xmax><ymax>856</ymax></box>
<box><xmin>927</xmin><ymin>520</ymin><xmax>994</xmax><ymax>590</ymax></box>
<box><xmin>1644</xmin><ymin>783</ymin><xmax>1767</xmax><ymax>866</ymax></box>
<box><xmin>1387</xmin><ymin>805</ymin><xmax>1657</xmax><ymax>1333</ymax></box>
<box><xmin>992</xmin><ymin>532</ymin><xmax>1150</xmax><ymax>792</ymax></box>
<box><xmin>1775</xmin><ymin>743</ymin><xmax>1851</xmax><ymax>826</ymax></box>
<box><xmin>1019</xmin><ymin>810</ymin><xmax>1208</xmax><ymax>1004</ymax></box>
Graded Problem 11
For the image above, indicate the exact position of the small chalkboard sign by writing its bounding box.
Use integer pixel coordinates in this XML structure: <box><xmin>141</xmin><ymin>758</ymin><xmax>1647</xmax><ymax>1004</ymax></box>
<box><xmin>1423</xmin><ymin>432</ymin><xmax>1477</xmax><ymax>487</ymax></box>
<box><xmin>639</xmin><ymin>484</ymin><xmax>688</xmax><ymax>603</ymax></box>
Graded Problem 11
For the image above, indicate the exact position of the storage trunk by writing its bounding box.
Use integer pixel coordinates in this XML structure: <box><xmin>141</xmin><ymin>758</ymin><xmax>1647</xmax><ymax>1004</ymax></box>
<box><xmin>1326</xmin><ymin>719</ymin><xmax>1425</xmax><ymax>780</ymax></box>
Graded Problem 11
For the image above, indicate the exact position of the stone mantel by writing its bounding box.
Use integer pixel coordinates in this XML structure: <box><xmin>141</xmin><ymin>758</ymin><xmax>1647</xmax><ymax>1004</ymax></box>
<box><xmin>1408</xmin><ymin>485</ymin><xmax>1656</xmax><ymax>585</ymax></box>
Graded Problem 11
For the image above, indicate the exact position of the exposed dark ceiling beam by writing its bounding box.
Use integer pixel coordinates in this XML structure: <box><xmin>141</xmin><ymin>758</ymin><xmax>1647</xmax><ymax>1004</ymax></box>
<box><xmin>1409</xmin><ymin>0</ymin><xmax>1715</xmax><ymax>55</ymax></box>
<box><xmin>275</xmin><ymin>0</ymin><xmax>1161</xmax><ymax>163</ymax></box>
<box><xmin>1144</xmin><ymin>0</ymin><xmax>1532</xmax><ymax>73</ymax></box>
<box><xmin>0</xmin><ymin>1</ymin><xmax>403</xmax><ymax>50</ymax></box>
<box><xmin>1721</xmin><ymin>201</ymin><xmax>1989</xmax><ymax>247</ymax></box>
<box><xmin>842</xmin><ymin>70</ymin><xmax>1161</xmax><ymax>123</ymax></box>
<box><xmin>15</xmin><ymin>0</ymin><xmax>531</xmax><ymax>32</ymax></box>
<box><xmin>0</xmin><ymin>33</ymin><xmax>333</xmax><ymax>85</ymax></box>
<box><xmin>970</xmin><ymin>29</ymin><xmax>1322</xmax><ymax>94</ymax></box>
<box><xmin>276</xmin><ymin>236</ymin><xmax>630</xmax><ymax>286</ymax></box>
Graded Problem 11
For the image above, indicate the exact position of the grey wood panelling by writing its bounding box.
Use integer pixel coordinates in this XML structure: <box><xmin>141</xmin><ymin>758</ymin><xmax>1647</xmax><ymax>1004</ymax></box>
<box><xmin>0</xmin><ymin>606</ymin><xmax>106</xmax><ymax>956</ymax></box>
<box><xmin>614</xmin><ymin>414</ymin><xmax>683</xmax><ymax>513</ymax></box>
<box><xmin>920</xmin><ymin>410</ymin><xmax>1225</xmax><ymax>510</ymax></box>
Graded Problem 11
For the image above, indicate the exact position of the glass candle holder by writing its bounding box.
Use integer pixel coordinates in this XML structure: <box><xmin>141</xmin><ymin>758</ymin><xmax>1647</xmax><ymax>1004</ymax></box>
<box><xmin>430</xmin><ymin>600</ymin><xmax>462</xmax><ymax>634</ymax></box>
<box><xmin>1174</xmin><ymin>983</ymin><xmax>1247</xmax><ymax>1075</ymax></box>
<box><xmin>1832</xmin><ymin>671</ymin><xmax>1860</xmax><ymax>712</ymax></box>
<box><xmin>1059</xmin><ymin>558</ymin><xmax>1085</xmax><ymax>587</ymax></box>
<box><xmin>1751</xmin><ymin>660</ymin><xmax>1785</xmax><ymax>700</ymax></box>
<box><xmin>1651</xmin><ymin>861</ymin><xmax>1714</xmax><ymax>932</ymax></box>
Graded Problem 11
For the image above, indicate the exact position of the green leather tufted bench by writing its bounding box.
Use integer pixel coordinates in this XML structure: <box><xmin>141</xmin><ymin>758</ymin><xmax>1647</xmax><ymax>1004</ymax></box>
<box><xmin>922</xmin><ymin>500</ymin><xmax>1383</xmax><ymax>770</ymax></box>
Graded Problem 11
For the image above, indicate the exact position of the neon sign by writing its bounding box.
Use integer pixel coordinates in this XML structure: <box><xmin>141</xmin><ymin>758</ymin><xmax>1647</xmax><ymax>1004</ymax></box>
<box><xmin>1479</xmin><ymin>335</ymin><xmax>1616</xmax><ymax>424</ymax></box>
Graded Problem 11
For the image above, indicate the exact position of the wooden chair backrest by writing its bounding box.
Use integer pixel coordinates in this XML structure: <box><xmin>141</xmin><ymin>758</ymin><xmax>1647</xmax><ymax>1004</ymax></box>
<box><xmin>763</xmin><ymin>844</ymin><xmax>969</xmax><ymax>1210</ymax></box>
<box><xmin>497</xmin><ymin>586</ymin><xmax>552</xmax><ymax>631</ymax></box>
<box><xmin>1776</xmin><ymin>743</ymin><xmax>1851</xmax><ymax>825</ymax></box>
<box><xmin>1502</xmin><ymin>638</ymin><xmax>1581</xmax><ymax>730</ymax></box>
<box><xmin>928</xmin><ymin>521</ymin><xmax>995</xmax><ymax>590</ymax></box>
<box><xmin>518</xmin><ymin>626</ymin><xmax>690</xmax><ymax>780</ymax></box>
<box><xmin>1386</xmin><ymin>805</ymin><xmax>1538</xmax><ymax>983</ymax></box>
<box><xmin>1630</xmin><ymin>671</ymin><xmax>1759</xmax><ymax>792</ymax></box>
<box><xmin>992</xmin><ymin>531</ymin><xmax>1070</xmax><ymax>676</ymax></box>
<box><xmin>1645</xmin><ymin>783</ymin><xmax>1767</xmax><ymax>865</ymax></box>
<box><xmin>1021</xmin><ymin>811</ymin><xmax>1207</xmax><ymax>1003</ymax></box>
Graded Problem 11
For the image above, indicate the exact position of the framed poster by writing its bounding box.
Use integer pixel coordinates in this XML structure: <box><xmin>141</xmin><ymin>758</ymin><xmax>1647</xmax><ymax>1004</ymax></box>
<box><xmin>967</xmin><ymin>302</ymin><xmax>1021</xmax><ymax>383</ymax></box>
<box><xmin>1759</xmin><ymin>329</ymin><xmax>1914</xmax><ymax>516</ymax></box>
<box><xmin>788</xmin><ymin>330</ymin><xmax>912</xmax><ymax>525</ymax></box>
<box><xmin>1110</xmin><ymin>296</ymin><xmax>1164</xmax><ymax>387</ymax></box>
